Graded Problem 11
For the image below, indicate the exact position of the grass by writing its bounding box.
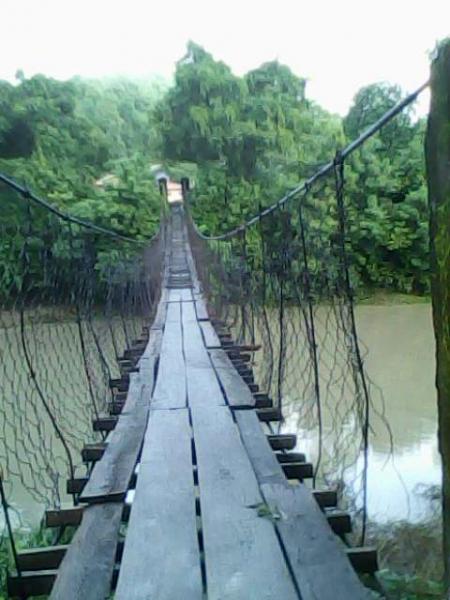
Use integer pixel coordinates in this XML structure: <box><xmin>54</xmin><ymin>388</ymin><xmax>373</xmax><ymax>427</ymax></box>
<box><xmin>364</xmin><ymin>484</ymin><xmax>445</xmax><ymax>599</ymax></box>
<box><xmin>377</xmin><ymin>570</ymin><xmax>444</xmax><ymax>599</ymax></box>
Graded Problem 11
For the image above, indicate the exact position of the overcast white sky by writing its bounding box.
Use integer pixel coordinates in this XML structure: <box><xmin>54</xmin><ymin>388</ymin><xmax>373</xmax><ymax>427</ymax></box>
<box><xmin>2</xmin><ymin>0</ymin><xmax>449</xmax><ymax>115</ymax></box>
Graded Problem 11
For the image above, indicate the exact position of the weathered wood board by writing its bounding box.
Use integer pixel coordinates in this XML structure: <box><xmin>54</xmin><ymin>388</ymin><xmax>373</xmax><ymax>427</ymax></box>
<box><xmin>165</xmin><ymin>300</ymin><xmax>182</xmax><ymax>323</ymax></box>
<box><xmin>152</xmin><ymin>315</ymin><xmax>186</xmax><ymax>409</ymax></box>
<box><xmin>151</xmin><ymin>289</ymin><xmax>168</xmax><ymax>329</ymax></box>
<box><xmin>191</xmin><ymin>405</ymin><xmax>298</xmax><ymax>599</ymax></box>
<box><xmin>199</xmin><ymin>320</ymin><xmax>221</xmax><ymax>348</ymax></box>
<box><xmin>186</xmin><ymin>366</ymin><xmax>225</xmax><ymax>408</ymax></box>
<box><xmin>183</xmin><ymin>319</ymin><xmax>211</xmax><ymax>368</ymax></box>
<box><xmin>116</xmin><ymin>409</ymin><xmax>202</xmax><ymax>600</ymax></box>
<box><xmin>80</xmin><ymin>374</ymin><xmax>149</xmax><ymax>503</ymax></box>
<box><xmin>235</xmin><ymin>410</ymin><xmax>369</xmax><ymax>599</ymax></box>
<box><xmin>168</xmin><ymin>288</ymin><xmax>193</xmax><ymax>302</ymax></box>
<box><xmin>50</xmin><ymin>503</ymin><xmax>122</xmax><ymax>600</ymax></box>
<box><xmin>195</xmin><ymin>298</ymin><xmax>209</xmax><ymax>321</ymax></box>
<box><xmin>181</xmin><ymin>300</ymin><xmax>197</xmax><ymax>322</ymax></box>
<box><xmin>209</xmin><ymin>349</ymin><xmax>255</xmax><ymax>407</ymax></box>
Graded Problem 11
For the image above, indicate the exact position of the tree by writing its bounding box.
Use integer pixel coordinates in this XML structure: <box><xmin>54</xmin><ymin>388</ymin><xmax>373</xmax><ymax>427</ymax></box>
<box><xmin>344</xmin><ymin>83</ymin><xmax>415</xmax><ymax>156</ymax></box>
<box><xmin>426</xmin><ymin>39</ymin><xmax>450</xmax><ymax>595</ymax></box>
<box><xmin>155</xmin><ymin>42</ymin><xmax>247</xmax><ymax>165</ymax></box>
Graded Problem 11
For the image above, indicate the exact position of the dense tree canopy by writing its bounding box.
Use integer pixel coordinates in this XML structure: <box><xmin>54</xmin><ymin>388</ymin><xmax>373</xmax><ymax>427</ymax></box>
<box><xmin>0</xmin><ymin>74</ymin><xmax>165</xmax><ymax>238</ymax></box>
<box><xmin>0</xmin><ymin>42</ymin><xmax>430</xmax><ymax>294</ymax></box>
<box><xmin>155</xmin><ymin>44</ymin><xmax>428</xmax><ymax>292</ymax></box>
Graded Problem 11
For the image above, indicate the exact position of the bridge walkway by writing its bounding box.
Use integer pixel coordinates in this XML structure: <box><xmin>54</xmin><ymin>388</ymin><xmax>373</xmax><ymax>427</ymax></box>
<box><xmin>9</xmin><ymin>207</ymin><xmax>372</xmax><ymax>599</ymax></box>
<box><xmin>114</xmin><ymin>208</ymin><xmax>369</xmax><ymax>599</ymax></box>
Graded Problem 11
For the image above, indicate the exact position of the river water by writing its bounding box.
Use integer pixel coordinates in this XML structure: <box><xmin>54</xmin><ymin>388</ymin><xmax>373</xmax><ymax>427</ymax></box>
<box><xmin>2</xmin><ymin>303</ymin><xmax>440</xmax><ymax>530</ymax></box>
<box><xmin>282</xmin><ymin>302</ymin><xmax>440</xmax><ymax>524</ymax></box>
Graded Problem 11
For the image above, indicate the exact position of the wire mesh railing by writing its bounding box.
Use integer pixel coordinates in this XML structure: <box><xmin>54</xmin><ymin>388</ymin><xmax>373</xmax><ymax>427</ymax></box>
<box><xmin>187</xmin><ymin>83</ymin><xmax>428</xmax><ymax>542</ymax></box>
<box><xmin>0</xmin><ymin>176</ymin><xmax>163</xmax><ymax>552</ymax></box>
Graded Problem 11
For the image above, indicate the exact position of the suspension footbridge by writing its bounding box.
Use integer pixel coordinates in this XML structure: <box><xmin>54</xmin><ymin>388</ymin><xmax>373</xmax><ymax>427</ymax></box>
<box><xmin>4</xmin><ymin>205</ymin><xmax>372</xmax><ymax>599</ymax></box>
<box><xmin>1</xmin><ymin>72</ymin><xmax>443</xmax><ymax>598</ymax></box>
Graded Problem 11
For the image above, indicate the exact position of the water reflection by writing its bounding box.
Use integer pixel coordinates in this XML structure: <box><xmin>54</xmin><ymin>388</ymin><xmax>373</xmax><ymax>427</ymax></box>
<box><xmin>283</xmin><ymin>303</ymin><xmax>440</xmax><ymax>523</ymax></box>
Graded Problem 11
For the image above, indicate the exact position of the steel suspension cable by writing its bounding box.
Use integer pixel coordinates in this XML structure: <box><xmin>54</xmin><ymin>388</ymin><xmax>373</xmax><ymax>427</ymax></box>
<box><xmin>0</xmin><ymin>172</ymin><xmax>151</xmax><ymax>244</ymax></box>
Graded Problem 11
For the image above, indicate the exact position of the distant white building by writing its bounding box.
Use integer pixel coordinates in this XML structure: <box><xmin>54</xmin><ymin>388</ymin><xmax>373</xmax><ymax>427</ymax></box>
<box><xmin>150</xmin><ymin>164</ymin><xmax>184</xmax><ymax>204</ymax></box>
<box><xmin>166</xmin><ymin>181</ymin><xmax>183</xmax><ymax>204</ymax></box>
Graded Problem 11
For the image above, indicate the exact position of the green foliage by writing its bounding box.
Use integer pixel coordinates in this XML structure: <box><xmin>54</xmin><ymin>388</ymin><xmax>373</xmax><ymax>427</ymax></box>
<box><xmin>0</xmin><ymin>525</ymin><xmax>77</xmax><ymax>597</ymax></box>
<box><xmin>0</xmin><ymin>74</ymin><xmax>167</xmax><ymax>296</ymax></box>
<box><xmin>157</xmin><ymin>43</ymin><xmax>429</xmax><ymax>294</ymax></box>
<box><xmin>377</xmin><ymin>570</ymin><xmax>443</xmax><ymax>599</ymax></box>
<box><xmin>0</xmin><ymin>73</ymin><xmax>165</xmax><ymax>238</ymax></box>
<box><xmin>0</xmin><ymin>44</ymin><xmax>431</xmax><ymax>296</ymax></box>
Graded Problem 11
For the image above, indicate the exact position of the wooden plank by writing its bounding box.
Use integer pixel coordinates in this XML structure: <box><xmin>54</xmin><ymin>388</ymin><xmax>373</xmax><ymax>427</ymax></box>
<box><xmin>209</xmin><ymin>349</ymin><xmax>255</xmax><ymax>407</ymax></box>
<box><xmin>140</xmin><ymin>328</ymin><xmax>163</xmax><ymax>360</ymax></box>
<box><xmin>235</xmin><ymin>410</ymin><xmax>369</xmax><ymax>599</ymax></box>
<box><xmin>281</xmin><ymin>461</ymin><xmax>314</xmax><ymax>480</ymax></box>
<box><xmin>276</xmin><ymin>452</ymin><xmax>307</xmax><ymax>463</ymax></box>
<box><xmin>234</xmin><ymin>412</ymin><xmax>286</xmax><ymax>486</ymax></box>
<box><xmin>168</xmin><ymin>288</ymin><xmax>192</xmax><ymax>302</ymax></box>
<box><xmin>254</xmin><ymin>393</ymin><xmax>272</xmax><ymax>408</ymax></box>
<box><xmin>151</xmin><ymin>291</ymin><xmax>168</xmax><ymax>330</ymax></box>
<box><xmin>18</xmin><ymin>545</ymin><xmax>68</xmax><ymax>571</ymax></box>
<box><xmin>346</xmin><ymin>547</ymin><xmax>378</xmax><ymax>574</ymax></box>
<box><xmin>326</xmin><ymin>510</ymin><xmax>352</xmax><ymax>534</ymax></box>
<box><xmin>259</xmin><ymin>485</ymin><xmax>365</xmax><ymax>598</ymax></box>
<box><xmin>180</xmin><ymin>302</ymin><xmax>226</xmax><ymax>412</ymax></box>
<box><xmin>257</xmin><ymin>407</ymin><xmax>282</xmax><ymax>422</ymax></box>
<box><xmin>181</xmin><ymin>299</ymin><xmax>197</xmax><ymax>322</ymax></box>
<box><xmin>267</xmin><ymin>434</ymin><xmax>296</xmax><ymax>450</ymax></box>
<box><xmin>186</xmin><ymin>365</ymin><xmax>225</xmax><ymax>408</ymax></box>
<box><xmin>199</xmin><ymin>320</ymin><xmax>221</xmax><ymax>348</ymax></box>
<box><xmin>165</xmin><ymin>300</ymin><xmax>182</xmax><ymax>323</ymax></box>
<box><xmin>80</xmin><ymin>374</ymin><xmax>149</xmax><ymax>503</ymax></box>
<box><xmin>194</xmin><ymin>298</ymin><xmax>209</xmax><ymax>320</ymax></box>
<box><xmin>50</xmin><ymin>503</ymin><xmax>123</xmax><ymax>600</ymax></box>
<box><xmin>93</xmin><ymin>415</ymin><xmax>117</xmax><ymax>432</ymax></box>
<box><xmin>8</xmin><ymin>570</ymin><xmax>56</xmax><ymax>597</ymax></box>
<box><xmin>182</xmin><ymin>319</ymin><xmax>210</xmax><ymax>368</ymax></box>
<box><xmin>135</xmin><ymin>355</ymin><xmax>156</xmax><ymax>385</ymax></box>
<box><xmin>152</xmin><ymin>315</ymin><xmax>186</xmax><ymax>409</ymax></box>
<box><xmin>67</xmin><ymin>477</ymin><xmax>88</xmax><ymax>495</ymax></box>
<box><xmin>116</xmin><ymin>409</ymin><xmax>202</xmax><ymax>600</ymax></box>
<box><xmin>46</xmin><ymin>506</ymin><xmax>84</xmax><ymax>527</ymax></box>
<box><xmin>81</xmin><ymin>442</ymin><xmax>106</xmax><ymax>462</ymax></box>
<box><xmin>313</xmin><ymin>489</ymin><xmax>338</xmax><ymax>509</ymax></box>
<box><xmin>191</xmin><ymin>405</ymin><xmax>298</xmax><ymax>599</ymax></box>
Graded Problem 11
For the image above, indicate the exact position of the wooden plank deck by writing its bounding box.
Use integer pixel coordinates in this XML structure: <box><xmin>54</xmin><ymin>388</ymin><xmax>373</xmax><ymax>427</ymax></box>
<box><xmin>209</xmin><ymin>349</ymin><xmax>255</xmax><ymax>407</ymax></box>
<box><xmin>192</xmin><ymin>405</ymin><xmax>299</xmax><ymax>599</ymax></box>
<box><xmin>235</xmin><ymin>410</ymin><xmax>369</xmax><ymax>599</ymax></box>
<box><xmin>151</xmin><ymin>303</ymin><xmax>186</xmax><ymax>409</ymax></box>
<box><xmin>199</xmin><ymin>320</ymin><xmax>221</xmax><ymax>348</ymax></box>
<box><xmin>80</xmin><ymin>372</ymin><xmax>150</xmax><ymax>503</ymax></box>
<box><xmin>49</xmin><ymin>503</ymin><xmax>122</xmax><ymax>599</ymax></box>
<box><xmin>43</xmin><ymin>207</ymin><xmax>370</xmax><ymax>599</ymax></box>
<box><xmin>115</xmin><ymin>409</ymin><xmax>203</xmax><ymax>600</ymax></box>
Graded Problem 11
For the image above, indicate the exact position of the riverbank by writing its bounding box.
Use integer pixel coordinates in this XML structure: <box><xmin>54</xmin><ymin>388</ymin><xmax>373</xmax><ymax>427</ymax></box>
<box><xmin>368</xmin><ymin>489</ymin><xmax>444</xmax><ymax>598</ymax></box>
<box><xmin>357</xmin><ymin>290</ymin><xmax>430</xmax><ymax>306</ymax></box>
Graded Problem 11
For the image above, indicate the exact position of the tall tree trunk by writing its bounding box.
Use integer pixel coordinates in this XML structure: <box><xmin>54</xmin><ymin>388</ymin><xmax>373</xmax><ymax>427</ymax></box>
<box><xmin>426</xmin><ymin>40</ymin><xmax>450</xmax><ymax>595</ymax></box>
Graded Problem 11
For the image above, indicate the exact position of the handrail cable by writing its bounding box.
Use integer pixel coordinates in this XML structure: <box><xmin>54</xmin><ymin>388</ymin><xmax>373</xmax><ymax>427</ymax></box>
<box><xmin>0</xmin><ymin>172</ymin><xmax>148</xmax><ymax>244</ymax></box>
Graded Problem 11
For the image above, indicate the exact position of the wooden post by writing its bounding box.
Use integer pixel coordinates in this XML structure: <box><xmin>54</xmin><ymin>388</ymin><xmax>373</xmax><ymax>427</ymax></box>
<box><xmin>425</xmin><ymin>39</ymin><xmax>450</xmax><ymax>593</ymax></box>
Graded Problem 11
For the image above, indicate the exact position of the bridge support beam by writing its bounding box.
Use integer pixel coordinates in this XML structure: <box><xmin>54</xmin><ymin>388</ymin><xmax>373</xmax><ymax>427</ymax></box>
<box><xmin>426</xmin><ymin>38</ymin><xmax>450</xmax><ymax>591</ymax></box>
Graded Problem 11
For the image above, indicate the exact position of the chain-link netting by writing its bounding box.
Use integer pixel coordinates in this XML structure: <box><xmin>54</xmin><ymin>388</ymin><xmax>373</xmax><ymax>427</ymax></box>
<box><xmin>0</xmin><ymin>180</ymin><xmax>163</xmax><ymax>530</ymax></box>
<box><xmin>188</xmin><ymin>159</ymin><xmax>392</xmax><ymax>543</ymax></box>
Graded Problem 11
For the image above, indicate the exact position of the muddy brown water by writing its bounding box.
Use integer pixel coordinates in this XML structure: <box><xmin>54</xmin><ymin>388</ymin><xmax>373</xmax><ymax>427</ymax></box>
<box><xmin>2</xmin><ymin>304</ymin><xmax>439</xmax><ymax>530</ymax></box>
